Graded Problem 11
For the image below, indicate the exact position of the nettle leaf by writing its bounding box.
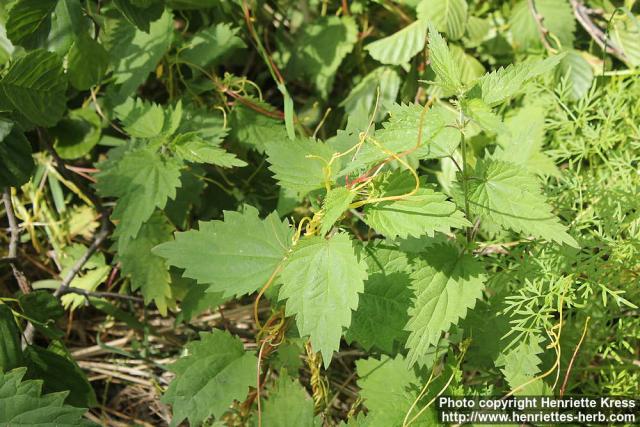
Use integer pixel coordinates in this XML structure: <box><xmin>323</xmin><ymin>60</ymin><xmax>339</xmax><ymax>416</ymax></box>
<box><xmin>172</xmin><ymin>132</ymin><xmax>246</xmax><ymax>167</ymax></box>
<box><xmin>0</xmin><ymin>121</ymin><xmax>34</xmax><ymax>187</ymax></box>
<box><xmin>365</xmin><ymin>19</ymin><xmax>428</xmax><ymax>66</ymax></box>
<box><xmin>262</xmin><ymin>372</ymin><xmax>318</xmax><ymax>427</ymax></box>
<box><xmin>114</xmin><ymin>97</ymin><xmax>182</xmax><ymax>138</ymax></box>
<box><xmin>162</xmin><ymin>330</ymin><xmax>257</xmax><ymax>427</ymax></box>
<box><xmin>118</xmin><ymin>213</ymin><xmax>174</xmax><ymax>314</ymax></box>
<box><xmin>287</xmin><ymin>16</ymin><xmax>358</xmax><ymax>97</ymax></box>
<box><xmin>346</xmin><ymin>246</ymin><xmax>413</xmax><ymax>352</ymax></box>
<box><xmin>279</xmin><ymin>233</ymin><xmax>367</xmax><ymax>365</ymax></box>
<box><xmin>5</xmin><ymin>0</ymin><xmax>56</xmax><ymax>49</ymax></box>
<box><xmin>356</xmin><ymin>355</ymin><xmax>431</xmax><ymax>426</ymax></box>
<box><xmin>154</xmin><ymin>206</ymin><xmax>293</xmax><ymax>298</ymax></box>
<box><xmin>475</xmin><ymin>54</ymin><xmax>565</xmax><ymax>106</ymax></box>
<box><xmin>265</xmin><ymin>137</ymin><xmax>336</xmax><ymax>196</ymax></box>
<box><xmin>405</xmin><ymin>243</ymin><xmax>485</xmax><ymax>366</ymax></box>
<box><xmin>319</xmin><ymin>187</ymin><xmax>355</xmax><ymax>236</ymax></box>
<box><xmin>462</xmin><ymin>98</ymin><xmax>504</xmax><ymax>134</ymax></box>
<box><xmin>0</xmin><ymin>49</ymin><xmax>67</xmax><ymax>127</ymax></box>
<box><xmin>495</xmin><ymin>105</ymin><xmax>558</xmax><ymax>177</ymax></box>
<box><xmin>509</xmin><ymin>0</ymin><xmax>575</xmax><ymax>51</ymax></box>
<box><xmin>365</xmin><ymin>171</ymin><xmax>470</xmax><ymax>239</ymax></box>
<box><xmin>427</xmin><ymin>25</ymin><xmax>463</xmax><ymax>94</ymax></box>
<box><xmin>496</xmin><ymin>334</ymin><xmax>547</xmax><ymax>395</ymax></box>
<box><xmin>341</xmin><ymin>67</ymin><xmax>402</xmax><ymax>119</ymax></box>
<box><xmin>95</xmin><ymin>146</ymin><xmax>182</xmax><ymax>243</ymax></box>
<box><xmin>228</xmin><ymin>98</ymin><xmax>286</xmax><ymax>153</ymax></box>
<box><xmin>107</xmin><ymin>10</ymin><xmax>173</xmax><ymax>100</ymax></box>
<box><xmin>0</xmin><ymin>368</ymin><xmax>94</xmax><ymax>426</ymax></box>
<box><xmin>555</xmin><ymin>50</ymin><xmax>594</xmax><ymax>101</ymax></box>
<box><xmin>180</xmin><ymin>22</ymin><xmax>245</xmax><ymax>67</ymax></box>
<box><xmin>68</xmin><ymin>35</ymin><xmax>110</xmax><ymax>90</ymax></box>
<box><xmin>465</xmin><ymin>158</ymin><xmax>578</xmax><ymax>247</ymax></box>
<box><xmin>417</xmin><ymin>0</ymin><xmax>468</xmax><ymax>40</ymax></box>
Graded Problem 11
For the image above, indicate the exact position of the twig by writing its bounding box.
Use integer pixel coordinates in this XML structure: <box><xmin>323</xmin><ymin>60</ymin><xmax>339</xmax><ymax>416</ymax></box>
<box><xmin>569</xmin><ymin>0</ymin><xmax>627</xmax><ymax>63</ymax></box>
<box><xmin>2</xmin><ymin>189</ymin><xmax>31</xmax><ymax>295</ymax></box>
<box><xmin>58</xmin><ymin>285</ymin><xmax>144</xmax><ymax>303</ymax></box>
<box><xmin>527</xmin><ymin>0</ymin><xmax>555</xmax><ymax>52</ymax></box>
<box><xmin>559</xmin><ymin>316</ymin><xmax>591</xmax><ymax>397</ymax></box>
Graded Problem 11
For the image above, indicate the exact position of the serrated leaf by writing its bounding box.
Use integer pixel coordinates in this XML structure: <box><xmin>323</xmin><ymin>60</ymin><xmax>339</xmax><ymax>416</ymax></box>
<box><xmin>229</xmin><ymin>98</ymin><xmax>287</xmax><ymax>153</ymax></box>
<box><xmin>462</xmin><ymin>98</ymin><xmax>504</xmax><ymax>134</ymax></box>
<box><xmin>118</xmin><ymin>213</ymin><xmax>174</xmax><ymax>314</ymax></box>
<box><xmin>175</xmin><ymin>280</ymin><xmax>227</xmax><ymax>324</ymax></box>
<box><xmin>496</xmin><ymin>334</ymin><xmax>547</xmax><ymax>395</ymax></box>
<box><xmin>465</xmin><ymin>158</ymin><xmax>578</xmax><ymax>247</ymax></box>
<box><xmin>356</xmin><ymin>355</ymin><xmax>430</xmax><ymax>427</ymax></box>
<box><xmin>172</xmin><ymin>132</ymin><xmax>246</xmax><ymax>167</ymax></box>
<box><xmin>428</xmin><ymin>24</ymin><xmax>463</xmax><ymax>93</ymax></box>
<box><xmin>180</xmin><ymin>22</ymin><xmax>245</xmax><ymax>67</ymax></box>
<box><xmin>288</xmin><ymin>16</ymin><xmax>358</xmax><ymax>96</ymax></box>
<box><xmin>366</xmin><ymin>19</ymin><xmax>428</xmax><ymax>66</ymax></box>
<box><xmin>417</xmin><ymin>0</ymin><xmax>468</xmax><ymax>40</ymax></box>
<box><xmin>340</xmin><ymin>67</ymin><xmax>401</xmax><ymax>119</ymax></box>
<box><xmin>279</xmin><ymin>233</ymin><xmax>367</xmax><ymax>365</ymax></box>
<box><xmin>96</xmin><ymin>146</ymin><xmax>182</xmax><ymax>242</ymax></box>
<box><xmin>154</xmin><ymin>206</ymin><xmax>293</xmax><ymax>298</ymax></box>
<box><xmin>262</xmin><ymin>373</ymin><xmax>318</xmax><ymax>427</ymax></box>
<box><xmin>405</xmin><ymin>243</ymin><xmax>485</xmax><ymax>366</ymax></box>
<box><xmin>5</xmin><ymin>0</ymin><xmax>56</xmax><ymax>49</ymax></box>
<box><xmin>319</xmin><ymin>187</ymin><xmax>355</xmax><ymax>236</ymax></box>
<box><xmin>494</xmin><ymin>105</ymin><xmax>558</xmax><ymax>177</ymax></box>
<box><xmin>112</xmin><ymin>0</ymin><xmax>164</xmax><ymax>32</ymax></box>
<box><xmin>364</xmin><ymin>171</ymin><xmax>470</xmax><ymax>239</ymax></box>
<box><xmin>475</xmin><ymin>54</ymin><xmax>565</xmax><ymax>106</ymax></box>
<box><xmin>50</xmin><ymin>108</ymin><xmax>102</xmax><ymax>160</ymax></box>
<box><xmin>611</xmin><ymin>14</ymin><xmax>640</xmax><ymax>67</ymax></box>
<box><xmin>265</xmin><ymin>137</ymin><xmax>336</xmax><ymax>196</ymax></box>
<box><xmin>346</xmin><ymin>246</ymin><xmax>413</xmax><ymax>352</ymax></box>
<box><xmin>0</xmin><ymin>368</ymin><xmax>94</xmax><ymax>426</ymax></box>
<box><xmin>114</xmin><ymin>97</ymin><xmax>181</xmax><ymax>138</ymax></box>
<box><xmin>509</xmin><ymin>0</ymin><xmax>575</xmax><ymax>51</ymax></box>
<box><xmin>0</xmin><ymin>122</ymin><xmax>34</xmax><ymax>187</ymax></box>
<box><xmin>162</xmin><ymin>330</ymin><xmax>257</xmax><ymax>426</ymax></box>
<box><xmin>0</xmin><ymin>49</ymin><xmax>67</xmax><ymax>127</ymax></box>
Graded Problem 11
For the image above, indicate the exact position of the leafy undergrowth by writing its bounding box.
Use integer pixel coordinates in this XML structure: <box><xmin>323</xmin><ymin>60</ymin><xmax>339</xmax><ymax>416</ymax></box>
<box><xmin>0</xmin><ymin>0</ymin><xmax>639</xmax><ymax>426</ymax></box>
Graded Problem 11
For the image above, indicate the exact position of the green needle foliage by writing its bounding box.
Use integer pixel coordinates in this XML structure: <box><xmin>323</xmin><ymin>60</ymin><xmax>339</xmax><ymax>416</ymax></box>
<box><xmin>0</xmin><ymin>0</ymin><xmax>639</xmax><ymax>425</ymax></box>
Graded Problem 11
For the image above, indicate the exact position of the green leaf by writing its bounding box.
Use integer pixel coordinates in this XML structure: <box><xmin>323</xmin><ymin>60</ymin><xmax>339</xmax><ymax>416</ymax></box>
<box><xmin>95</xmin><ymin>146</ymin><xmax>182</xmax><ymax>242</ymax></box>
<box><xmin>496</xmin><ymin>334</ymin><xmax>547</xmax><ymax>395</ymax></box>
<box><xmin>0</xmin><ymin>368</ymin><xmax>94</xmax><ymax>426</ymax></box>
<box><xmin>265</xmin><ymin>137</ymin><xmax>336</xmax><ymax>196</ymax></box>
<box><xmin>25</xmin><ymin>344</ymin><xmax>96</xmax><ymax>408</ymax></box>
<box><xmin>0</xmin><ymin>49</ymin><xmax>67</xmax><ymax>127</ymax></box>
<box><xmin>68</xmin><ymin>35</ymin><xmax>110</xmax><ymax>90</ymax></box>
<box><xmin>113</xmin><ymin>97</ymin><xmax>181</xmax><ymax>138</ymax></box>
<box><xmin>346</xmin><ymin>246</ymin><xmax>413</xmax><ymax>352</ymax></box>
<box><xmin>180</xmin><ymin>22</ymin><xmax>245</xmax><ymax>67</ymax></box>
<box><xmin>18</xmin><ymin>291</ymin><xmax>63</xmax><ymax>325</ymax></box>
<box><xmin>341</xmin><ymin>67</ymin><xmax>402</xmax><ymax>119</ymax></box>
<box><xmin>118</xmin><ymin>213</ymin><xmax>174</xmax><ymax>314</ymax></box>
<box><xmin>50</xmin><ymin>108</ymin><xmax>102</xmax><ymax>160</ymax></box>
<box><xmin>319</xmin><ymin>187</ymin><xmax>355</xmax><ymax>236</ymax></box>
<box><xmin>462</xmin><ymin>98</ymin><xmax>504</xmax><ymax>134</ymax></box>
<box><xmin>0</xmin><ymin>122</ymin><xmax>34</xmax><ymax>187</ymax></box>
<box><xmin>279</xmin><ymin>233</ymin><xmax>367</xmax><ymax>365</ymax></box>
<box><xmin>162</xmin><ymin>330</ymin><xmax>257</xmax><ymax>426</ymax></box>
<box><xmin>262</xmin><ymin>372</ymin><xmax>318</xmax><ymax>427</ymax></box>
<box><xmin>475</xmin><ymin>54</ymin><xmax>565</xmax><ymax>106</ymax></box>
<box><xmin>417</xmin><ymin>0</ymin><xmax>468</xmax><ymax>40</ymax></box>
<box><xmin>356</xmin><ymin>355</ymin><xmax>430</xmax><ymax>427</ymax></box>
<box><xmin>555</xmin><ymin>50</ymin><xmax>594</xmax><ymax>101</ymax></box>
<box><xmin>175</xmin><ymin>281</ymin><xmax>227</xmax><ymax>324</ymax></box>
<box><xmin>5</xmin><ymin>0</ymin><xmax>56</xmax><ymax>49</ymax></box>
<box><xmin>509</xmin><ymin>0</ymin><xmax>575</xmax><ymax>51</ymax></box>
<box><xmin>172</xmin><ymin>132</ymin><xmax>246</xmax><ymax>167</ymax></box>
<box><xmin>405</xmin><ymin>243</ymin><xmax>485</xmax><ymax>366</ymax></box>
<box><xmin>287</xmin><ymin>16</ymin><xmax>358</xmax><ymax>96</ymax></box>
<box><xmin>0</xmin><ymin>304</ymin><xmax>23</xmax><ymax>372</ymax></box>
<box><xmin>229</xmin><ymin>99</ymin><xmax>287</xmax><ymax>153</ymax></box>
<box><xmin>364</xmin><ymin>171</ymin><xmax>470</xmax><ymax>239</ymax></box>
<box><xmin>465</xmin><ymin>158</ymin><xmax>578</xmax><ymax>247</ymax></box>
<box><xmin>154</xmin><ymin>206</ymin><xmax>293</xmax><ymax>298</ymax></box>
<box><xmin>494</xmin><ymin>105</ymin><xmax>559</xmax><ymax>177</ymax></box>
<box><xmin>112</xmin><ymin>0</ymin><xmax>164</xmax><ymax>33</ymax></box>
<box><xmin>365</xmin><ymin>19</ymin><xmax>428</xmax><ymax>66</ymax></box>
<box><xmin>427</xmin><ymin>24</ymin><xmax>463</xmax><ymax>93</ymax></box>
<box><xmin>611</xmin><ymin>14</ymin><xmax>640</xmax><ymax>67</ymax></box>
<box><xmin>107</xmin><ymin>10</ymin><xmax>173</xmax><ymax>100</ymax></box>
